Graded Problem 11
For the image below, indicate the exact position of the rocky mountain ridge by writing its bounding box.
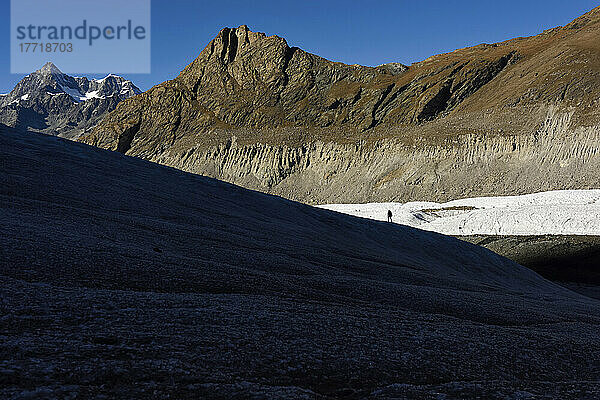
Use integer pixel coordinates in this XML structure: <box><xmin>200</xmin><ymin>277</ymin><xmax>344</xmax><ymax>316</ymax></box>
<box><xmin>0</xmin><ymin>62</ymin><xmax>140</xmax><ymax>138</ymax></box>
<box><xmin>82</xmin><ymin>7</ymin><xmax>600</xmax><ymax>203</ymax></box>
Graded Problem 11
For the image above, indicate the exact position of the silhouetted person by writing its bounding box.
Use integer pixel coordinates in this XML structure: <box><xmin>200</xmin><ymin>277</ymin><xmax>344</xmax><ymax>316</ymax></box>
<box><xmin>387</xmin><ymin>210</ymin><xmax>393</xmax><ymax>222</ymax></box>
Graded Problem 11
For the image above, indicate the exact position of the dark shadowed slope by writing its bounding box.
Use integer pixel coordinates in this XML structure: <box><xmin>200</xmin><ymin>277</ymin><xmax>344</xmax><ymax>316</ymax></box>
<box><xmin>2</xmin><ymin>127</ymin><xmax>600</xmax><ymax>399</ymax></box>
<box><xmin>461</xmin><ymin>235</ymin><xmax>600</xmax><ymax>296</ymax></box>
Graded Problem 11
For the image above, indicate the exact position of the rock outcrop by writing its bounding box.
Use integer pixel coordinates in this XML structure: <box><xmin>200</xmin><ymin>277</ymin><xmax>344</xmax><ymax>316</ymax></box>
<box><xmin>82</xmin><ymin>7</ymin><xmax>600</xmax><ymax>203</ymax></box>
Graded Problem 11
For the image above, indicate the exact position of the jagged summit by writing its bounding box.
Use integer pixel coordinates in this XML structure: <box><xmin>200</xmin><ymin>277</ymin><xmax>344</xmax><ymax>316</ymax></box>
<box><xmin>192</xmin><ymin>24</ymin><xmax>271</xmax><ymax>67</ymax></box>
<box><xmin>216</xmin><ymin>25</ymin><xmax>258</xmax><ymax>63</ymax></box>
<box><xmin>38</xmin><ymin>62</ymin><xmax>63</xmax><ymax>76</ymax></box>
<box><xmin>84</xmin><ymin>18</ymin><xmax>522</xmax><ymax>151</ymax></box>
<box><xmin>0</xmin><ymin>63</ymin><xmax>141</xmax><ymax>138</ymax></box>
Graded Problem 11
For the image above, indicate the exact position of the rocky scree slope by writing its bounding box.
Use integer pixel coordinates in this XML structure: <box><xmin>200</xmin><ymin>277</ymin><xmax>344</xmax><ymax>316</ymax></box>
<box><xmin>1</xmin><ymin>62</ymin><xmax>140</xmax><ymax>138</ymax></box>
<box><xmin>83</xmin><ymin>7</ymin><xmax>600</xmax><ymax>203</ymax></box>
<box><xmin>4</xmin><ymin>125</ymin><xmax>600</xmax><ymax>398</ymax></box>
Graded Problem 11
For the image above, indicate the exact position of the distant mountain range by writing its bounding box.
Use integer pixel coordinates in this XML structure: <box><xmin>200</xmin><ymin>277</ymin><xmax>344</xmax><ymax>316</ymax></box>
<box><xmin>0</xmin><ymin>62</ymin><xmax>140</xmax><ymax>138</ymax></box>
<box><xmin>81</xmin><ymin>7</ymin><xmax>600</xmax><ymax>204</ymax></box>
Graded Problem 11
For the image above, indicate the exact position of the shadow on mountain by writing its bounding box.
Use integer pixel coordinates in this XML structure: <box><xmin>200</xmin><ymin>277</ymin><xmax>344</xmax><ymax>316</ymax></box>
<box><xmin>462</xmin><ymin>235</ymin><xmax>600</xmax><ymax>299</ymax></box>
<box><xmin>2</xmin><ymin>126</ymin><xmax>600</xmax><ymax>399</ymax></box>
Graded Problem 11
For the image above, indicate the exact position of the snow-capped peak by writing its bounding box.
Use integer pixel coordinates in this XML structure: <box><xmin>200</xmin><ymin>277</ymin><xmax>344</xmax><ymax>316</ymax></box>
<box><xmin>38</xmin><ymin>62</ymin><xmax>63</xmax><ymax>76</ymax></box>
<box><xmin>0</xmin><ymin>64</ymin><xmax>142</xmax><ymax>137</ymax></box>
<box><xmin>2</xmin><ymin>63</ymin><xmax>142</xmax><ymax>108</ymax></box>
<box><xmin>58</xmin><ymin>76</ymin><xmax>141</xmax><ymax>103</ymax></box>
<box><xmin>95</xmin><ymin>74</ymin><xmax>119</xmax><ymax>83</ymax></box>
<box><xmin>28</xmin><ymin>63</ymin><xmax>141</xmax><ymax>103</ymax></box>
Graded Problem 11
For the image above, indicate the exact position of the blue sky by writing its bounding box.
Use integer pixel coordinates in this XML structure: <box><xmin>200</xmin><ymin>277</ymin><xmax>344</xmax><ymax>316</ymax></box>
<box><xmin>1</xmin><ymin>0</ymin><xmax>598</xmax><ymax>92</ymax></box>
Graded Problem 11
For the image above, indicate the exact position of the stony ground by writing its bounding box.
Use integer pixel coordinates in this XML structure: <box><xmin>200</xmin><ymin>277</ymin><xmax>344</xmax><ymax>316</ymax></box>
<box><xmin>2</xmin><ymin>127</ymin><xmax>600</xmax><ymax>399</ymax></box>
<box><xmin>3</xmin><ymin>280</ymin><xmax>600</xmax><ymax>399</ymax></box>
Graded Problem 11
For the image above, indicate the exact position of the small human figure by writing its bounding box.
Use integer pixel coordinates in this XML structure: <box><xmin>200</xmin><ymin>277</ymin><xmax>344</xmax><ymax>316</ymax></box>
<box><xmin>387</xmin><ymin>210</ymin><xmax>393</xmax><ymax>223</ymax></box>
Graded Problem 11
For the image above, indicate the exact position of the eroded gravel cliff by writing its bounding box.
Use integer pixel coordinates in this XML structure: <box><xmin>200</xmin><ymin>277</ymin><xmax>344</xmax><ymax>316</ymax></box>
<box><xmin>150</xmin><ymin>106</ymin><xmax>600</xmax><ymax>203</ymax></box>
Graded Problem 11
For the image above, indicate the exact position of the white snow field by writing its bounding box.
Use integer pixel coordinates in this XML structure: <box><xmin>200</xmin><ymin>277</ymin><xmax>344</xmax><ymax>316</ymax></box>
<box><xmin>2</xmin><ymin>126</ymin><xmax>600</xmax><ymax>398</ymax></box>
<box><xmin>318</xmin><ymin>190</ymin><xmax>600</xmax><ymax>236</ymax></box>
